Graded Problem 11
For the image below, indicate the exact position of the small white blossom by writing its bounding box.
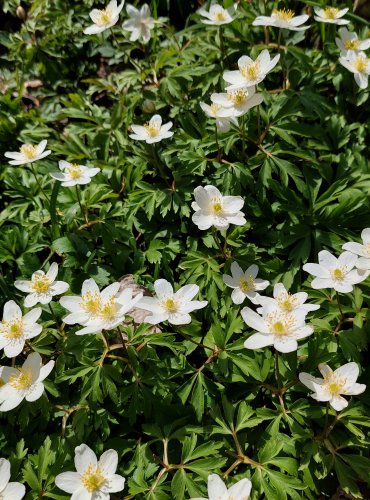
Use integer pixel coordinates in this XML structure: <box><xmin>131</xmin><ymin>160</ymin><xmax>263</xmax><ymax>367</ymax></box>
<box><xmin>242</xmin><ymin>304</ymin><xmax>313</xmax><ymax>353</ymax></box>
<box><xmin>343</xmin><ymin>228</ymin><xmax>370</xmax><ymax>270</ymax></box>
<box><xmin>0</xmin><ymin>352</ymin><xmax>54</xmax><ymax>412</ymax></box>
<box><xmin>223</xmin><ymin>50</ymin><xmax>280</xmax><ymax>90</ymax></box>
<box><xmin>192</xmin><ymin>185</ymin><xmax>246</xmax><ymax>231</ymax></box>
<box><xmin>302</xmin><ymin>250</ymin><xmax>368</xmax><ymax>293</ymax></box>
<box><xmin>200</xmin><ymin>101</ymin><xmax>237</xmax><ymax>132</ymax></box>
<box><xmin>336</xmin><ymin>28</ymin><xmax>370</xmax><ymax>56</ymax></box>
<box><xmin>313</xmin><ymin>6</ymin><xmax>349</xmax><ymax>25</ymax></box>
<box><xmin>0</xmin><ymin>458</ymin><xmax>25</xmax><ymax>500</ymax></box>
<box><xmin>0</xmin><ymin>301</ymin><xmax>42</xmax><ymax>358</ymax></box>
<box><xmin>256</xmin><ymin>283</ymin><xmax>320</xmax><ymax>315</ymax></box>
<box><xmin>84</xmin><ymin>0</ymin><xmax>125</xmax><ymax>34</ymax></box>
<box><xmin>129</xmin><ymin>114</ymin><xmax>173</xmax><ymax>144</ymax></box>
<box><xmin>299</xmin><ymin>362</ymin><xmax>366</xmax><ymax>411</ymax></box>
<box><xmin>198</xmin><ymin>3</ymin><xmax>237</xmax><ymax>26</ymax></box>
<box><xmin>14</xmin><ymin>263</ymin><xmax>69</xmax><ymax>308</ymax></box>
<box><xmin>190</xmin><ymin>473</ymin><xmax>252</xmax><ymax>500</ymax></box>
<box><xmin>223</xmin><ymin>262</ymin><xmax>269</xmax><ymax>305</ymax></box>
<box><xmin>339</xmin><ymin>51</ymin><xmax>370</xmax><ymax>89</ymax></box>
<box><xmin>211</xmin><ymin>86</ymin><xmax>263</xmax><ymax>118</ymax></box>
<box><xmin>55</xmin><ymin>444</ymin><xmax>125</xmax><ymax>499</ymax></box>
<box><xmin>50</xmin><ymin>160</ymin><xmax>100</xmax><ymax>187</ymax></box>
<box><xmin>137</xmin><ymin>279</ymin><xmax>207</xmax><ymax>325</ymax></box>
<box><xmin>122</xmin><ymin>4</ymin><xmax>154</xmax><ymax>43</ymax></box>
<box><xmin>253</xmin><ymin>9</ymin><xmax>310</xmax><ymax>31</ymax></box>
<box><xmin>4</xmin><ymin>140</ymin><xmax>51</xmax><ymax>166</ymax></box>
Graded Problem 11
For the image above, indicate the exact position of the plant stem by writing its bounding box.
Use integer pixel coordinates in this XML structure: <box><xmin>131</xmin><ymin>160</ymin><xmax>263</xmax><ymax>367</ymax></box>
<box><xmin>29</xmin><ymin>163</ymin><xmax>51</xmax><ymax>205</ymax></box>
<box><xmin>219</xmin><ymin>26</ymin><xmax>225</xmax><ymax>70</ymax></box>
<box><xmin>240</xmin><ymin>114</ymin><xmax>247</xmax><ymax>162</ymax></box>
<box><xmin>336</xmin><ymin>291</ymin><xmax>344</xmax><ymax>320</ymax></box>
<box><xmin>274</xmin><ymin>349</ymin><xmax>281</xmax><ymax>390</ymax></box>
<box><xmin>212</xmin><ymin>227</ymin><xmax>227</xmax><ymax>258</ymax></box>
<box><xmin>75</xmin><ymin>185</ymin><xmax>88</xmax><ymax>225</ymax></box>
<box><xmin>215</xmin><ymin>123</ymin><xmax>221</xmax><ymax>161</ymax></box>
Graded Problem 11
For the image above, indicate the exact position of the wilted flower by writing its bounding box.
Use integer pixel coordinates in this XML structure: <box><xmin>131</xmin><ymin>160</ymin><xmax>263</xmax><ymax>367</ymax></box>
<box><xmin>55</xmin><ymin>444</ymin><xmax>125</xmax><ymax>499</ymax></box>
<box><xmin>0</xmin><ymin>352</ymin><xmax>54</xmax><ymax>412</ymax></box>
<box><xmin>313</xmin><ymin>6</ymin><xmax>349</xmax><ymax>25</ymax></box>
<box><xmin>191</xmin><ymin>185</ymin><xmax>246</xmax><ymax>231</ymax></box>
<box><xmin>200</xmin><ymin>101</ymin><xmax>237</xmax><ymax>132</ymax></box>
<box><xmin>0</xmin><ymin>301</ymin><xmax>42</xmax><ymax>358</ymax></box>
<box><xmin>256</xmin><ymin>283</ymin><xmax>320</xmax><ymax>315</ymax></box>
<box><xmin>223</xmin><ymin>262</ymin><xmax>269</xmax><ymax>305</ymax></box>
<box><xmin>223</xmin><ymin>50</ymin><xmax>280</xmax><ymax>90</ymax></box>
<box><xmin>339</xmin><ymin>51</ymin><xmax>370</xmax><ymax>89</ymax></box>
<box><xmin>336</xmin><ymin>28</ymin><xmax>370</xmax><ymax>56</ymax></box>
<box><xmin>137</xmin><ymin>279</ymin><xmax>207</xmax><ymax>325</ymax></box>
<box><xmin>252</xmin><ymin>8</ymin><xmax>310</xmax><ymax>31</ymax></box>
<box><xmin>211</xmin><ymin>86</ymin><xmax>263</xmax><ymax>118</ymax></box>
<box><xmin>4</xmin><ymin>140</ymin><xmax>51</xmax><ymax>165</ymax></box>
<box><xmin>0</xmin><ymin>458</ymin><xmax>25</xmax><ymax>500</ymax></box>
<box><xmin>299</xmin><ymin>362</ymin><xmax>366</xmax><ymax>411</ymax></box>
<box><xmin>129</xmin><ymin>114</ymin><xmax>173</xmax><ymax>144</ymax></box>
<box><xmin>50</xmin><ymin>160</ymin><xmax>100</xmax><ymax>187</ymax></box>
<box><xmin>190</xmin><ymin>473</ymin><xmax>252</xmax><ymax>500</ymax></box>
<box><xmin>302</xmin><ymin>250</ymin><xmax>368</xmax><ymax>293</ymax></box>
<box><xmin>343</xmin><ymin>228</ymin><xmax>370</xmax><ymax>270</ymax></box>
<box><xmin>84</xmin><ymin>0</ymin><xmax>125</xmax><ymax>34</ymax></box>
<box><xmin>198</xmin><ymin>3</ymin><xmax>237</xmax><ymax>26</ymax></box>
<box><xmin>122</xmin><ymin>4</ymin><xmax>154</xmax><ymax>43</ymax></box>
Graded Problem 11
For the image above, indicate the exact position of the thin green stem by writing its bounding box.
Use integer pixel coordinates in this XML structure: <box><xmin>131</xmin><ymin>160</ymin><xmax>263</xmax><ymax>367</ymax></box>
<box><xmin>29</xmin><ymin>163</ymin><xmax>51</xmax><ymax>205</ymax></box>
<box><xmin>75</xmin><ymin>185</ymin><xmax>88</xmax><ymax>225</ymax></box>
<box><xmin>215</xmin><ymin>123</ymin><xmax>221</xmax><ymax>161</ymax></box>
<box><xmin>240</xmin><ymin>115</ymin><xmax>247</xmax><ymax>162</ymax></box>
<box><xmin>275</xmin><ymin>350</ymin><xmax>282</xmax><ymax>390</ymax></box>
<box><xmin>212</xmin><ymin>227</ymin><xmax>226</xmax><ymax>258</ymax></box>
<box><xmin>219</xmin><ymin>26</ymin><xmax>225</xmax><ymax>70</ymax></box>
<box><xmin>336</xmin><ymin>291</ymin><xmax>344</xmax><ymax>320</ymax></box>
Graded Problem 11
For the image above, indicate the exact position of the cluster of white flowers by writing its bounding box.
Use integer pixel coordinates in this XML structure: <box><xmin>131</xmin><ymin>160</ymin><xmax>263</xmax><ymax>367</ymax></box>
<box><xmin>337</xmin><ymin>27</ymin><xmax>370</xmax><ymax>88</ymax></box>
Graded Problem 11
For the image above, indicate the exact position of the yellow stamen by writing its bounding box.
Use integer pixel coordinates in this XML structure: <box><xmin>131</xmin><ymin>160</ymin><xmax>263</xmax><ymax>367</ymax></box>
<box><xmin>323</xmin><ymin>7</ymin><xmax>339</xmax><ymax>19</ymax></box>
<box><xmin>81</xmin><ymin>291</ymin><xmax>102</xmax><ymax>315</ymax></box>
<box><xmin>354</xmin><ymin>55</ymin><xmax>368</xmax><ymax>72</ymax></box>
<box><xmin>2</xmin><ymin>319</ymin><xmax>23</xmax><ymax>339</ymax></box>
<box><xmin>9</xmin><ymin>369</ymin><xmax>33</xmax><ymax>390</ymax></box>
<box><xmin>66</xmin><ymin>164</ymin><xmax>82</xmax><ymax>180</ymax></box>
<box><xmin>95</xmin><ymin>8</ymin><xmax>112</xmax><ymax>26</ymax></box>
<box><xmin>266</xmin><ymin>311</ymin><xmax>296</xmax><ymax>336</ymax></box>
<box><xmin>228</xmin><ymin>89</ymin><xmax>248</xmax><ymax>106</ymax></box>
<box><xmin>163</xmin><ymin>297</ymin><xmax>178</xmax><ymax>313</ymax></box>
<box><xmin>210</xmin><ymin>197</ymin><xmax>223</xmax><ymax>214</ymax></box>
<box><xmin>323</xmin><ymin>373</ymin><xmax>346</xmax><ymax>395</ymax></box>
<box><xmin>344</xmin><ymin>39</ymin><xmax>360</xmax><ymax>50</ymax></box>
<box><xmin>144</xmin><ymin>121</ymin><xmax>160</xmax><ymax>137</ymax></box>
<box><xmin>210</xmin><ymin>103</ymin><xmax>221</xmax><ymax>115</ymax></box>
<box><xmin>272</xmin><ymin>8</ymin><xmax>294</xmax><ymax>21</ymax></box>
<box><xmin>213</xmin><ymin>9</ymin><xmax>227</xmax><ymax>21</ymax></box>
<box><xmin>239</xmin><ymin>275</ymin><xmax>255</xmax><ymax>293</ymax></box>
<box><xmin>81</xmin><ymin>464</ymin><xmax>106</xmax><ymax>492</ymax></box>
<box><xmin>277</xmin><ymin>293</ymin><xmax>299</xmax><ymax>312</ymax></box>
<box><xmin>99</xmin><ymin>296</ymin><xmax>117</xmax><ymax>321</ymax></box>
<box><xmin>31</xmin><ymin>273</ymin><xmax>51</xmax><ymax>294</ymax></box>
<box><xmin>20</xmin><ymin>144</ymin><xmax>38</xmax><ymax>160</ymax></box>
<box><xmin>330</xmin><ymin>267</ymin><xmax>345</xmax><ymax>281</ymax></box>
<box><xmin>240</xmin><ymin>61</ymin><xmax>261</xmax><ymax>81</ymax></box>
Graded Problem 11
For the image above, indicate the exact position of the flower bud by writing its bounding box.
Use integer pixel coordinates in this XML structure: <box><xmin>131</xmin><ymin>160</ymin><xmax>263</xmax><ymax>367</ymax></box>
<box><xmin>16</xmin><ymin>5</ymin><xmax>27</xmax><ymax>20</ymax></box>
<box><xmin>142</xmin><ymin>99</ymin><xmax>155</xmax><ymax>113</ymax></box>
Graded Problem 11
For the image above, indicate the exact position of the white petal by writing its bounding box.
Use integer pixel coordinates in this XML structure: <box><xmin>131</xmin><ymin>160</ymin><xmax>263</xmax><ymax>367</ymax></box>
<box><xmin>74</xmin><ymin>444</ymin><xmax>97</xmax><ymax>474</ymax></box>
<box><xmin>2</xmin><ymin>482</ymin><xmax>26</xmax><ymax>500</ymax></box>
<box><xmin>154</xmin><ymin>279</ymin><xmax>173</xmax><ymax>299</ymax></box>
<box><xmin>241</xmin><ymin>307</ymin><xmax>267</xmax><ymax>333</ymax></box>
<box><xmin>99</xmin><ymin>449</ymin><xmax>118</xmax><ymax>475</ymax></box>
<box><xmin>227</xmin><ymin>477</ymin><xmax>252</xmax><ymax>498</ymax></box>
<box><xmin>0</xmin><ymin>459</ymin><xmax>10</xmax><ymax>491</ymax></box>
<box><xmin>175</xmin><ymin>284</ymin><xmax>199</xmax><ymax>301</ymax></box>
<box><xmin>208</xmin><ymin>474</ymin><xmax>228</xmax><ymax>498</ymax></box>
<box><xmin>244</xmin><ymin>333</ymin><xmax>273</xmax><ymax>350</ymax></box>
<box><xmin>273</xmin><ymin>338</ymin><xmax>298</xmax><ymax>353</ymax></box>
<box><xmin>107</xmin><ymin>474</ymin><xmax>125</xmax><ymax>493</ymax></box>
<box><xmin>55</xmin><ymin>472</ymin><xmax>81</xmax><ymax>494</ymax></box>
<box><xmin>25</xmin><ymin>382</ymin><xmax>44</xmax><ymax>402</ymax></box>
<box><xmin>330</xmin><ymin>395</ymin><xmax>348</xmax><ymax>411</ymax></box>
<box><xmin>334</xmin><ymin>362</ymin><xmax>359</xmax><ymax>384</ymax></box>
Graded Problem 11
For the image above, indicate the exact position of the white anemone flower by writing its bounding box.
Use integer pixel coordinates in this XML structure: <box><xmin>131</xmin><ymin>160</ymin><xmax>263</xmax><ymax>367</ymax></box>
<box><xmin>299</xmin><ymin>362</ymin><xmax>366</xmax><ymax>411</ymax></box>
<box><xmin>223</xmin><ymin>50</ymin><xmax>280</xmax><ymax>90</ymax></box>
<box><xmin>84</xmin><ymin>0</ymin><xmax>125</xmax><ymax>34</ymax></box>
<box><xmin>50</xmin><ymin>160</ymin><xmax>100</xmax><ymax>187</ymax></box>
<box><xmin>335</xmin><ymin>28</ymin><xmax>370</xmax><ymax>56</ymax></box>
<box><xmin>302</xmin><ymin>250</ymin><xmax>368</xmax><ymax>293</ymax></box>
<box><xmin>256</xmin><ymin>283</ymin><xmax>320</xmax><ymax>315</ymax></box>
<box><xmin>55</xmin><ymin>444</ymin><xmax>125</xmax><ymax>499</ymax></box>
<box><xmin>4</xmin><ymin>140</ymin><xmax>51</xmax><ymax>165</ymax></box>
<box><xmin>313</xmin><ymin>6</ymin><xmax>349</xmax><ymax>25</ymax></box>
<box><xmin>192</xmin><ymin>185</ymin><xmax>246</xmax><ymax>231</ymax></box>
<box><xmin>190</xmin><ymin>473</ymin><xmax>252</xmax><ymax>500</ymax></box>
<box><xmin>122</xmin><ymin>4</ymin><xmax>154</xmax><ymax>43</ymax></box>
<box><xmin>200</xmin><ymin>101</ymin><xmax>237</xmax><ymax>132</ymax></box>
<box><xmin>59</xmin><ymin>278</ymin><xmax>143</xmax><ymax>335</ymax></box>
<box><xmin>14</xmin><ymin>262</ymin><xmax>69</xmax><ymax>308</ymax></box>
<box><xmin>0</xmin><ymin>458</ymin><xmax>26</xmax><ymax>500</ymax></box>
<box><xmin>242</xmin><ymin>304</ymin><xmax>314</xmax><ymax>353</ymax></box>
<box><xmin>198</xmin><ymin>3</ymin><xmax>237</xmax><ymax>26</ymax></box>
<box><xmin>137</xmin><ymin>279</ymin><xmax>208</xmax><ymax>325</ymax></box>
<box><xmin>339</xmin><ymin>51</ymin><xmax>370</xmax><ymax>89</ymax></box>
<box><xmin>343</xmin><ymin>228</ymin><xmax>370</xmax><ymax>270</ymax></box>
<box><xmin>0</xmin><ymin>301</ymin><xmax>42</xmax><ymax>358</ymax></box>
<box><xmin>129</xmin><ymin>114</ymin><xmax>173</xmax><ymax>144</ymax></box>
<box><xmin>211</xmin><ymin>86</ymin><xmax>263</xmax><ymax>118</ymax></box>
<box><xmin>223</xmin><ymin>262</ymin><xmax>269</xmax><ymax>305</ymax></box>
<box><xmin>0</xmin><ymin>352</ymin><xmax>54</xmax><ymax>412</ymax></box>
<box><xmin>252</xmin><ymin>9</ymin><xmax>310</xmax><ymax>31</ymax></box>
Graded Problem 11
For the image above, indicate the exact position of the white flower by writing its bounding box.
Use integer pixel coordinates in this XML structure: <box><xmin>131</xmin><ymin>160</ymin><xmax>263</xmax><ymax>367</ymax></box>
<box><xmin>335</xmin><ymin>28</ymin><xmax>370</xmax><ymax>56</ymax></box>
<box><xmin>299</xmin><ymin>362</ymin><xmax>366</xmax><ymax>411</ymax></box>
<box><xmin>0</xmin><ymin>301</ymin><xmax>42</xmax><ymax>358</ymax></box>
<box><xmin>0</xmin><ymin>458</ymin><xmax>25</xmax><ymax>500</ymax></box>
<box><xmin>190</xmin><ymin>473</ymin><xmax>252</xmax><ymax>500</ymax></box>
<box><xmin>200</xmin><ymin>101</ymin><xmax>237</xmax><ymax>132</ymax></box>
<box><xmin>137</xmin><ymin>279</ymin><xmax>208</xmax><ymax>325</ymax></box>
<box><xmin>192</xmin><ymin>185</ymin><xmax>246</xmax><ymax>231</ymax></box>
<box><xmin>4</xmin><ymin>140</ymin><xmax>51</xmax><ymax>165</ymax></box>
<box><xmin>50</xmin><ymin>160</ymin><xmax>100</xmax><ymax>187</ymax></box>
<box><xmin>59</xmin><ymin>278</ymin><xmax>143</xmax><ymax>335</ymax></box>
<box><xmin>223</xmin><ymin>262</ymin><xmax>269</xmax><ymax>305</ymax></box>
<box><xmin>256</xmin><ymin>283</ymin><xmax>320</xmax><ymax>315</ymax></box>
<box><xmin>313</xmin><ymin>6</ymin><xmax>349</xmax><ymax>25</ymax></box>
<box><xmin>343</xmin><ymin>228</ymin><xmax>370</xmax><ymax>270</ymax></box>
<box><xmin>223</xmin><ymin>50</ymin><xmax>280</xmax><ymax>90</ymax></box>
<box><xmin>122</xmin><ymin>4</ymin><xmax>154</xmax><ymax>43</ymax></box>
<box><xmin>14</xmin><ymin>263</ymin><xmax>69</xmax><ymax>308</ymax></box>
<box><xmin>55</xmin><ymin>444</ymin><xmax>125</xmax><ymax>499</ymax></box>
<box><xmin>339</xmin><ymin>51</ymin><xmax>370</xmax><ymax>89</ymax></box>
<box><xmin>0</xmin><ymin>352</ymin><xmax>54</xmax><ymax>412</ymax></box>
<box><xmin>198</xmin><ymin>3</ymin><xmax>237</xmax><ymax>26</ymax></box>
<box><xmin>129</xmin><ymin>114</ymin><xmax>173</xmax><ymax>144</ymax></box>
<box><xmin>302</xmin><ymin>250</ymin><xmax>368</xmax><ymax>293</ymax></box>
<box><xmin>252</xmin><ymin>8</ymin><xmax>310</xmax><ymax>31</ymax></box>
<box><xmin>242</xmin><ymin>304</ymin><xmax>313</xmax><ymax>353</ymax></box>
<box><xmin>211</xmin><ymin>86</ymin><xmax>263</xmax><ymax>118</ymax></box>
<box><xmin>84</xmin><ymin>0</ymin><xmax>125</xmax><ymax>34</ymax></box>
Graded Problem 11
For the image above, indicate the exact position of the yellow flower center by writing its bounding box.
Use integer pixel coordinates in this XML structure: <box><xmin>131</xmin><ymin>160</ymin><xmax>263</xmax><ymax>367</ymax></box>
<box><xmin>323</xmin><ymin>7</ymin><xmax>339</xmax><ymax>19</ymax></box>
<box><xmin>344</xmin><ymin>39</ymin><xmax>360</xmax><ymax>50</ymax></box>
<box><xmin>163</xmin><ymin>297</ymin><xmax>178</xmax><ymax>313</ymax></box>
<box><xmin>239</xmin><ymin>275</ymin><xmax>255</xmax><ymax>293</ymax></box>
<box><xmin>20</xmin><ymin>144</ymin><xmax>38</xmax><ymax>160</ymax></box>
<box><xmin>31</xmin><ymin>273</ymin><xmax>51</xmax><ymax>294</ymax></box>
<box><xmin>81</xmin><ymin>465</ymin><xmax>106</xmax><ymax>492</ymax></box>
<box><xmin>210</xmin><ymin>197</ymin><xmax>223</xmax><ymax>214</ymax></box>
<box><xmin>323</xmin><ymin>373</ymin><xmax>346</xmax><ymax>395</ymax></box>
<box><xmin>354</xmin><ymin>55</ymin><xmax>368</xmax><ymax>72</ymax></box>
<box><xmin>9</xmin><ymin>369</ymin><xmax>33</xmax><ymax>390</ymax></box>
<box><xmin>66</xmin><ymin>164</ymin><xmax>82</xmax><ymax>180</ymax></box>
<box><xmin>210</xmin><ymin>103</ymin><xmax>221</xmax><ymax>115</ymax></box>
<box><xmin>272</xmin><ymin>8</ymin><xmax>294</xmax><ymax>21</ymax></box>
<box><xmin>240</xmin><ymin>61</ymin><xmax>261</xmax><ymax>81</ymax></box>
<box><xmin>2</xmin><ymin>319</ymin><xmax>23</xmax><ymax>339</ymax></box>
<box><xmin>277</xmin><ymin>293</ymin><xmax>299</xmax><ymax>312</ymax></box>
<box><xmin>213</xmin><ymin>8</ymin><xmax>227</xmax><ymax>21</ymax></box>
<box><xmin>144</xmin><ymin>122</ymin><xmax>160</xmax><ymax>137</ymax></box>
<box><xmin>330</xmin><ymin>267</ymin><xmax>345</xmax><ymax>281</ymax></box>
<box><xmin>81</xmin><ymin>291</ymin><xmax>102</xmax><ymax>315</ymax></box>
<box><xmin>95</xmin><ymin>8</ymin><xmax>112</xmax><ymax>26</ymax></box>
<box><xmin>0</xmin><ymin>378</ymin><xmax>5</xmax><ymax>388</ymax></box>
<box><xmin>99</xmin><ymin>296</ymin><xmax>117</xmax><ymax>321</ymax></box>
<box><xmin>266</xmin><ymin>312</ymin><xmax>296</xmax><ymax>336</ymax></box>
<box><xmin>228</xmin><ymin>89</ymin><xmax>248</xmax><ymax>106</ymax></box>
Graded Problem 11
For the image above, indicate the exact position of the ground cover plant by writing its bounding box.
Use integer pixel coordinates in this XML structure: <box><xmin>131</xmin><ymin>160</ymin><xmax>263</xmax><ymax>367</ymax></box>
<box><xmin>0</xmin><ymin>0</ymin><xmax>370</xmax><ymax>498</ymax></box>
